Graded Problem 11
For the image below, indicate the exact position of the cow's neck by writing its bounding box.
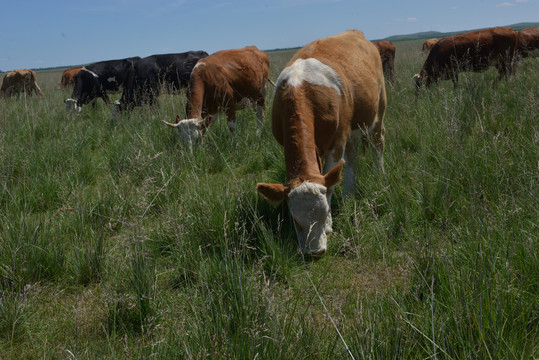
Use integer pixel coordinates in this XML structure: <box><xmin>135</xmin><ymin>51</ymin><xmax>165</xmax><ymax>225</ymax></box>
<box><xmin>283</xmin><ymin>112</ymin><xmax>323</xmax><ymax>185</ymax></box>
<box><xmin>186</xmin><ymin>83</ymin><xmax>205</xmax><ymax>120</ymax></box>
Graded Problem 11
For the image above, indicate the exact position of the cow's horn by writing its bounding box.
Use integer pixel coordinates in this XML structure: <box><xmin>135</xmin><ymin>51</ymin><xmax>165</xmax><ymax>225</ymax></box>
<box><xmin>162</xmin><ymin>119</ymin><xmax>181</xmax><ymax>128</ymax></box>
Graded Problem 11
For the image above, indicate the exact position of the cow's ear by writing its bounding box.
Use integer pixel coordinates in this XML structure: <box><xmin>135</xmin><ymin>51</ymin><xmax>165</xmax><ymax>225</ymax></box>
<box><xmin>324</xmin><ymin>159</ymin><xmax>345</xmax><ymax>189</ymax></box>
<box><xmin>199</xmin><ymin>116</ymin><xmax>214</xmax><ymax>135</ymax></box>
<box><xmin>202</xmin><ymin>115</ymin><xmax>214</xmax><ymax>129</ymax></box>
<box><xmin>175</xmin><ymin>114</ymin><xmax>181</xmax><ymax>124</ymax></box>
<box><xmin>256</xmin><ymin>183</ymin><xmax>286</xmax><ymax>205</ymax></box>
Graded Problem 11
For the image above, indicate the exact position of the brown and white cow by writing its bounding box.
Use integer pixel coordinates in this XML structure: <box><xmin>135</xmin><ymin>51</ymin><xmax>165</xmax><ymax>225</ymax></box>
<box><xmin>60</xmin><ymin>66</ymin><xmax>83</xmax><ymax>88</ymax></box>
<box><xmin>414</xmin><ymin>27</ymin><xmax>518</xmax><ymax>89</ymax></box>
<box><xmin>373</xmin><ymin>40</ymin><xmax>396</xmax><ymax>83</ymax></box>
<box><xmin>256</xmin><ymin>30</ymin><xmax>386</xmax><ymax>256</ymax></box>
<box><xmin>1</xmin><ymin>69</ymin><xmax>44</xmax><ymax>98</ymax></box>
<box><xmin>518</xmin><ymin>26</ymin><xmax>539</xmax><ymax>59</ymax></box>
<box><xmin>422</xmin><ymin>38</ymin><xmax>438</xmax><ymax>53</ymax></box>
<box><xmin>163</xmin><ymin>46</ymin><xmax>272</xmax><ymax>148</ymax></box>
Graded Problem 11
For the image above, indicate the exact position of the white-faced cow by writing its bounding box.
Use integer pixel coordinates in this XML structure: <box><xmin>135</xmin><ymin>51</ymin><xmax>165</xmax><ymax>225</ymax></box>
<box><xmin>64</xmin><ymin>56</ymin><xmax>140</xmax><ymax>113</ymax></box>
<box><xmin>162</xmin><ymin>46</ymin><xmax>272</xmax><ymax>148</ymax></box>
<box><xmin>256</xmin><ymin>30</ymin><xmax>386</xmax><ymax>256</ymax></box>
<box><xmin>414</xmin><ymin>27</ymin><xmax>518</xmax><ymax>89</ymax></box>
<box><xmin>1</xmin><ymin>69</ymin><xmax>44</xmax><ymax>98</ymax></box>
<box><xmin>112</xmin><ymin>51</ymin><xmax>208</xmax><ymax>118</ymax></box>
<box><xmin>518</xmin><ymin>26</ymin><xmax>539</xmax><ymax>59</ymax></box>
<box><xmin>372</xmin><ymin>40</ymin><xmax>396</xmax><ymax>83</ymax></box>
<box><xmin>60</xmin><ymin>66</ymin><xmax>83</xmax><ymax>89</ymax></box>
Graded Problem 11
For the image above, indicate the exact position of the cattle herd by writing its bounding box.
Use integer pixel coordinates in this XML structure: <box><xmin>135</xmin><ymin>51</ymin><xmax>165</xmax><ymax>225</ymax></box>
<box><xmin>1</xmin><ymin>26</ymin><xmax>538</xmax><ymax>256</ymax></box>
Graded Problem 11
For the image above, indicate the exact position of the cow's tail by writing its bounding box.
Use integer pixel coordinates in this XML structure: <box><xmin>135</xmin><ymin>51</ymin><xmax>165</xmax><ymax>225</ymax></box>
<box><xmin>30</xmin><ymin>72</ymin><xmax>45</xmax><ymax>96</ymax></box>
<box><xmin>34</xmin><ymin>82</ymin><xmax>45</xmax><ymax>97</ymax></box>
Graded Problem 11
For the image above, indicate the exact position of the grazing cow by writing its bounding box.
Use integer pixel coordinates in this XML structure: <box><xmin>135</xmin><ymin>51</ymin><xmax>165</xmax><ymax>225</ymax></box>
<box><xmin>517</xmin><ymin>26</ymin><xmax>539</xmax><ymax>59</ymax></box>
<box><xmin>373</xmin><ymin>40</ymin><xmax>396</xmax><ymax>83</ymax></box>
<box><xmin>256</xmin><ymin>30</ymin><xmax>386</xmax><ymax>256</ymax></box>
<box><xmin>64</xmin><ymin>56</ymin><xmax>140</xmax><ymax>113</ymax></box>
<box><xmin>112</xmin><ymin>51</ymin><xmax>208</xmax><ymax>118</ymax></box>
<box><xmin>422</xmin><ymin>38</ymin><xmax>438</xmax><ymax>53</ymax></box>
<box><xmin>162</xmin><ymin>46</ymin><xmax>272</xmax><ymax>148</ymax></box>
<box><xmin>414</xmin><ymin>27</ymin><xmax>518</xmax><ymax>89</ymax></box>
<box><xmin>1</xmin><ymin>69</ymin><xmax>44</xmax><ymax>98</ymax></box>
<box><xmin>60</xmin><ymin>66</ymin><xmax>83</xmax><ymax>88</ymax></box>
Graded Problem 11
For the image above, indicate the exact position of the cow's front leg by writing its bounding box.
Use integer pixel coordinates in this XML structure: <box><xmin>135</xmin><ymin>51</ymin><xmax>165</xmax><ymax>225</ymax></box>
<box><xmin>322</xmin><ymin>148</ymin><xmax>345</xmax><ymax>234</ymax></box>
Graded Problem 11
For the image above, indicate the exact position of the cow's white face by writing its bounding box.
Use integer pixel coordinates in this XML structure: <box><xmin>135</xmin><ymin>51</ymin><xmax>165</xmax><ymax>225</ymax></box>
<box><xmin>413</xmin><ymin>73</ymin><xmax>421</xmax><ymax>89</ymax></box>
<box><xmin>64</xmin><ymin>98</ymin><xmax>81</xmax><ymax>113</ymax></box>
<box><xmin>287</xmin><ymin>182</ymin><xmax>330</xmax><ymax>256</ymax></box>
<box><xmin>112</xmin><ymin>100</ymin><xmax>122</xmax><ymax>120</ymax></box>
<box><xmin>176</xmin><ymin>119</ymin><xmax>203</xmax><ymax>149</ymax></box>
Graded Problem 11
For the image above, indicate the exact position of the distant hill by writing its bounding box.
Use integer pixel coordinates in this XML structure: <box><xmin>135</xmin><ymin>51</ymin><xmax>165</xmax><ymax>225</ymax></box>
<box><xmin>378</xmin><ymin>22</ymin><xmax>539</xmax><ymax>42</ymax></box>
<box><xmin>8</xmin><ymin>22</ymin><xmax>538</xmax><ymax>73</ymax></box>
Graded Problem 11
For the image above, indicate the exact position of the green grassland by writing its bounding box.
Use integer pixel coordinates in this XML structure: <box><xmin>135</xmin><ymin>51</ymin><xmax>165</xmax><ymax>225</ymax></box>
<box><xmin>0</xmin><ymin>40</ymin><xmax>538</xmax><ymax>359</ymax></box>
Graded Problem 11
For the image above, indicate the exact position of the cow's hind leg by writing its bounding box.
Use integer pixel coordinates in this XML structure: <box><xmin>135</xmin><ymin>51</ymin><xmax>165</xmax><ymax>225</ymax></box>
<box><xmin>255</xmin><ymin>79</ymin><xmax>267</xmax><ymax>134</ymax></box>
<box><xmin>323</xmin><ymin>147</ymin><xmax>346</xmax><ymax>234</ymax></box>
<box><xmin>226</xmin><ymin>103</ymin><xmax>237</xmax><ymax>133</ymax></box>
<box><xmin>371</xmin><ymin>120</ymin><xmax>385</xmax><ymax>174</ymax></box>
<box><xmin>255</xmin><ymin>99</ymin><xmax>265</xmax><ymax>135</ymax></box>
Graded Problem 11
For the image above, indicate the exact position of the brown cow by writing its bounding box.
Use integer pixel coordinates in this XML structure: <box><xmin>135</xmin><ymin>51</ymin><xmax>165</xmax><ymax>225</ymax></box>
<box><xmin>1</xmin><ymin>69</ymin><xmax>44</xmax><ymax>97</ymax></box>
<box><xmin>60</xmin><ymin>66</ymin><xmax>83</xmax><ymax>88</ymax></box>
<box><xmin>518</xmin><ymin>26</ymin><xmax>539</xmax><ymax>59</ymax></box>
<box><xmin>373</xmin><ymin>40</ymin><xmax>396</xmax><ymax>83</ymax></box>
<box><xmin>256</xmin><ymin>30</ymin><xmax>386</xmax><ymax>256</ymax></box>
<box><xmin>422</xmin><ymin>38</ymin><xmax>438</xmax><ymax>53</ymax></box>
<box><xmin>414</xmin><ymin>27</ymin><xmax>518</xmax><ymax>89</ymax></box>
<box><xmin>163</xmin><ymin>46</ymin><xmax>272</xmax><ymax>148</ymax></box>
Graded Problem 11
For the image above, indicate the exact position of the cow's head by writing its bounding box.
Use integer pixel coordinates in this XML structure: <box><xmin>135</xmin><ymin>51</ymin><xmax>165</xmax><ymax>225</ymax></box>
<box><xmin>162</xmin><ymin>115</ymin><xmax>213</xmax><ymax>149</ymax></box>
<box><xmin>112</xmin><ymin>100</ymin><xmax>124</xmax><ymax>121</ymax></box>
<box><xmin>64</xmin><ymin>98</ymin><xmax>81</xmax><ymax>113</ymax></box>
<box><xmin>256</xmin><ymin>159</ymin><xmax>344</xmax><ymax>256</ymax></box>
<box><xmin>65</xmin><ymin>68</ymin><xmax>101</xmax><ymax>113</ymax></box>
<box><xmin>413</xmin><ymin>73</ymin><xmax>423</xmax><ymax>90</ymax></box>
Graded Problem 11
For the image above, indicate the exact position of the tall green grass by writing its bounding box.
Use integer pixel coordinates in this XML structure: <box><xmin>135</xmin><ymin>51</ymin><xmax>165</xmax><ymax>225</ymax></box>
<box><xmin>0</xmin><ymin>42</ymin><xmax>537</xmax><ymax>359</ymax></box>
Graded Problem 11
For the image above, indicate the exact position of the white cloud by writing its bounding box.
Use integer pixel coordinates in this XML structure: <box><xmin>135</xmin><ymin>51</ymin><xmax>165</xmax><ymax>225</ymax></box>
<box><xmin>407</xmin><ymin>17</ymin><xmax>417</xmax><ymax>21</ymax></box>
<box><xmin>278</xmin><ymin>0</ymin><xmax>341</xmax><ymax>7</ymax></box>
<box><xmin>496</xmin><ymin>2</ymin><xmax>515</xmax><ymax>6</ymax></box>
<box><xmin>214</xmin><ymin>2</ymin><xmax>232</xmax><ymax>8</ymax></box>
<box><xmin>153</xmin><ymin>0</ymin><xmax>186</xmax><ymax>15</ymax></box>
<box><xmin>169</xmin><ymin>0</ymin><xmax>187</xmax><ymax>8</ymax></box>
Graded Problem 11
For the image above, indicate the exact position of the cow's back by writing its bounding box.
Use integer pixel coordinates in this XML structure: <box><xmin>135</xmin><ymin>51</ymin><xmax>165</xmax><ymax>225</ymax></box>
<box><xmin>217</xmin><ymin>47</ymin><xmax>268</xmax><ymax>94</ymax></box>
<box><xmin>86</xmin><ymin>57</ymin><xmax>140</xmax><ymax>91</ymax></box>
<box><xmin>518</xmin><ymin>26</ymin><xmax>539</xmax><ymax>57</ymax></box>
<box><xmin>424</xmin><ymin>27</ymin><xmax>518</xmax><ymax>74</ymax></box>
<box><xmin>1</xmin><ymin>71</ymin><xmax>17</xmax><ymax>92</ymax></box>
<box><xmin>1</xmin><ymin>69</ymin><xmax>39</xmax><ymax>95</ymax></box>
<box><xmin>373</xmin><ymin>41</ymin><xmax>395</xmax><ymax>59</ymax></box>
<box><xmin>148</xmin><ymin>51</ymin><xmax>208</xmax><ymax>87</ymax></box>
<box><xmin>272</xmin><ymin>30</ymin><xmax>385</xmax><ymax>152</ymax></box>
<box><xmin>193</xmin><ymin>47</ymin><xmax>269</xmax><ymax>100</ymax></box>
<box><xmin>373</xmin><ymin>40</ymin><xmax>396</xmax><ymax>80</ymax></box>
<box><xmin>61</xmin><ymin>67</ymin><xmax>82</xmax><ymax>88</ymax></box>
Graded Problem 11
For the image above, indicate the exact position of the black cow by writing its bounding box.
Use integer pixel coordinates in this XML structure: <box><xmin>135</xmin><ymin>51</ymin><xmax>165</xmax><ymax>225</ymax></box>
<box><xmin>112</xmin><ymin>51</ymin><xmax>208</xmax><ymax>118</ymax></box>
<box><xmin>64</xmin><ymin>56</ymin><xmax>140</xmax><ymax>113</ymax></box>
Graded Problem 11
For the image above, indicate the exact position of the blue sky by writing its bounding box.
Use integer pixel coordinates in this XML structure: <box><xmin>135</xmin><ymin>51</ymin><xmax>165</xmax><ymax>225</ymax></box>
<box><xmin>0</xmin><ymin>0</ymin><xmax>537</xmax><ymax>71</ymax></box>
